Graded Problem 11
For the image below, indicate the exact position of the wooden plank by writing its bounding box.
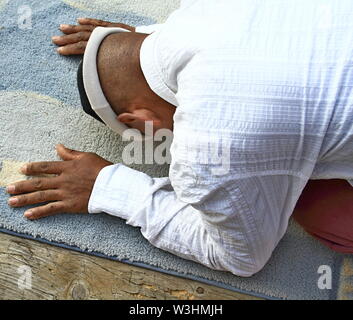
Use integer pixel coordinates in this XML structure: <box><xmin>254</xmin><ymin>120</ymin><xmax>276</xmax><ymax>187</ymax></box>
<box><xmin>337</xmin><ymin>257</ymin><xmax>353</xmax><ymax>300</ymax></box>
<box><xmin>0</xmin><ymin>232</ymin><xmax>262</xmax><ymax>300</ymax></box>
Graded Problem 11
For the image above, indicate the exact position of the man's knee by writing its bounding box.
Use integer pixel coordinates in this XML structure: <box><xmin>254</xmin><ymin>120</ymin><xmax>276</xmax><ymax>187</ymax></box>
<box><xmin>293</xmin><ymin>179</ymin><xmax>353</xmax><ymax>253</ymax></box>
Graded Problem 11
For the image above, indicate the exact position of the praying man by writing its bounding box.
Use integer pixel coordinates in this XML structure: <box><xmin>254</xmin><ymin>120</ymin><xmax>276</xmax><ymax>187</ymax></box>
<box><xmin>6</xmin><ymin>0</ymin><xmax>353</xmax><ymax>276</ymax></box>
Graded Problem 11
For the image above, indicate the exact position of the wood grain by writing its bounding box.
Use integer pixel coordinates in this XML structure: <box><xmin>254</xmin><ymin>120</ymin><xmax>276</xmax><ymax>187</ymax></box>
<box><xmin>0</xmin><ymin>232</ymin><xmax>261</xmax><ymax>300</ymax></box>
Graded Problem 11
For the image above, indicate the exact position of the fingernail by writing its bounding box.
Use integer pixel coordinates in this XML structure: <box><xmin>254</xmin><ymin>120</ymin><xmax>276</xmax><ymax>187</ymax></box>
<box><xmin>24</xmin><ymin>210</ymin><xmax>33</xmax><ymax>218</ymax></box>
<box><xmin>57</xmin><ymin>47</ymin><xmax>63</xmax><ymax>53</ymax></box>
<box><xmin>8</xmin><ymin>197</ymin><xmax>18</xmax><ymax>205</ymax></box>
<box><xmin>6</xmin><ymin>185</ymin><xmax>15</xmax><ymax>193</ymax></box>
<box><xmin>52</xmin><ymin>36</ymin><xmax>59</xmax><ymax>40</ymax></box>
<box><xmin>60</xmin><ymin>24</ymin><xmax>69</xmax><ymax>29</ymax></box>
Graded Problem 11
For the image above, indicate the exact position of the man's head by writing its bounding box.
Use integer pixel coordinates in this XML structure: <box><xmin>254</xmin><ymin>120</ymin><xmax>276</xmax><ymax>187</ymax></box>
<box><xmin>96</xmin><ymin>32</ymin><xmax>176</xmax><ymax>134</ymax></box>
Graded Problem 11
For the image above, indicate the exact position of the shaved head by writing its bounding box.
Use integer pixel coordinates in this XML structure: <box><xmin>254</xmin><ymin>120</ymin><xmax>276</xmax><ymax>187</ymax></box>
<box><xmin>97</xmin><ymin>32</ymin><xmax>151</xmax><ymax>114</ymax></box>
<box><xmin>96</xmin><ymin>31</ymin><xmax>176</xmax><ymax>133</ymax></box>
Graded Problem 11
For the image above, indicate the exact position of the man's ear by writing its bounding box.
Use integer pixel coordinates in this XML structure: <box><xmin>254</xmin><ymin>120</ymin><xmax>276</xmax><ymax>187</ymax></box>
<box><xmin>117</xmin><ymin>112</ymin><xmax>140</xmax><ymax>124</ymax></box>
<box><xmin>117</xmin><ymin>108</ymin><xmax>162</xmax><ymax>133</ymax></box>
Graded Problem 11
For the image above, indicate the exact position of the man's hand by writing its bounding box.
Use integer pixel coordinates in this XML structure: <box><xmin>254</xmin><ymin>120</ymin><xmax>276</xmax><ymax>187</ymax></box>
<box><xmin>52</xmin><ymin>18</ymin><xmax>135</xmax><ymax>55</ymax></box>
<box><xmin>6</xmin><ymin>144</ymin><xmax>112</xmax><ymax>220</ymax></box>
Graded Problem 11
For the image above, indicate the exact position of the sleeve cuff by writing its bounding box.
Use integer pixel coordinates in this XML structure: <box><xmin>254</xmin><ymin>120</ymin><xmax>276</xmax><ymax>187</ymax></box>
<box><xmin>88</xmin><ymin>163</ymin><xmax>155</xmax><ymax>220</ymax></box>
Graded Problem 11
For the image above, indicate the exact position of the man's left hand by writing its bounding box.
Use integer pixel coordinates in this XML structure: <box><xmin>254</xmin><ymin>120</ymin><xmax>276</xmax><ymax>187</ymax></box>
<box><xmin>6</xmin><ymin>144</ymin><xmax>112</xmax><ymax>220</ymax></box>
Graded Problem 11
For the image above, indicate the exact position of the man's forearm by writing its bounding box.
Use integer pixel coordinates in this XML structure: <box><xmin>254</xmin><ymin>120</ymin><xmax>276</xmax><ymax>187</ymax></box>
<box><xmin>88</xmin><ymin>163</ymin><xmax>259</xmax><ymax>277</ymax></box>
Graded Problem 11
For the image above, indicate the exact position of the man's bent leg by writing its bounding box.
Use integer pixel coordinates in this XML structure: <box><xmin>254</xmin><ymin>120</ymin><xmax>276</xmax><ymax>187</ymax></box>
<box><xmin>293</xmin><ymin>179</ymin><xmax>353</xmax><ymax>253</ymax></box>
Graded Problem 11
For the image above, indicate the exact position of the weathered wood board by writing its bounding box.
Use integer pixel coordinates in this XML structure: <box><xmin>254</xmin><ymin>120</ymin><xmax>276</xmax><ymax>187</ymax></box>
<box><xmin>0</xmin><ymin>232</ymin><xmax>261</xmax><ymax>300</ymax></box>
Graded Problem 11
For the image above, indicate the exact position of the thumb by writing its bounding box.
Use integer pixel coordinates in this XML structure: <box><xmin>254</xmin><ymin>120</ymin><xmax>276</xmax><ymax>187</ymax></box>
<box><xmin>56</xmin><ymin>144</ymin><xmax>83</xmax><ymax>161</ymax></box>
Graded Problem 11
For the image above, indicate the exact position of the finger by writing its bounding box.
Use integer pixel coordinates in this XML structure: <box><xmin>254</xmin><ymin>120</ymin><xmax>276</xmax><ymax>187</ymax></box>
<box><xmin>24</xmin><ymin>201</ymin><xmax>66</xmax><ymax>220</ymax></box>
<box><xmin>21</xmin><ymin>161</ymin><xmax>65</xmax><ymax>176</ymax></box>
<box><xmin>77</xmin><ymin>17</ymin><xmax>111</xmax><ymax>27</ymax></box>
<box><xmin>109</xmin><ymin>23</ymin><xmax>135</xmax><ymax>32</ymax></box>
<box><xmin>6</xmin><ymin>177</ymin><xmax>59</xmax><ymax>195</ymax></box>
<box><xmin>56</xmin><ymin>144</ymin><xmax>84</xmax><ymax>161</ymax></box>
<box><xmin>8</xmin><ymin>190</ymin><xmax>62</xmax><ymax>208</ymax></box>
<box><xmin>77</xmin><ymin>18</ymin><xmax>135</xmax><ymax>31</ymax></box>
<box><xmin>56</xmin><ymin>41</ymin><xmax>87</xmax><ymax>55</ymax></box>
<box><xmin>58</xmin><ymin>24</ymin><xmax>94</xmax><ymax>34</ymax></box>
<box><xmin>52</xmin><ymin>31</ymin><xmax>91</xmax><ymax>46</ymax></box>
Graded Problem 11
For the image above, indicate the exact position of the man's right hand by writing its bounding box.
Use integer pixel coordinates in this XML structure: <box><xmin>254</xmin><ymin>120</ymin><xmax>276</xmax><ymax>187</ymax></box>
<box><xmin>52</xmin><ymin>18</ymin><xmax>135</xmax><ymax>55</ymax></box>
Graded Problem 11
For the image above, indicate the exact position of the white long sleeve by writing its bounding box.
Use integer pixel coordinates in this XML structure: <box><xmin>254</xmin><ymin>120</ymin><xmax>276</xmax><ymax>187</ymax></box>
<box><xmin>88</xmin><ymin>164</ymin><xmax>255</xmax><ymax>274</ymax></box>
<box><xmin>88</xmin><ymin>163</ymin><xmax>280</xmax><ymax>276</ymax></box>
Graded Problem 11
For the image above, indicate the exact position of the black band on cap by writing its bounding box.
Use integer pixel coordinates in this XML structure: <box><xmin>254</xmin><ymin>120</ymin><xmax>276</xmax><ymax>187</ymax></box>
<box><xmin>77</xmin><ymin>60</ymin><xmax>105</xmax><ymax>124</ymax></box>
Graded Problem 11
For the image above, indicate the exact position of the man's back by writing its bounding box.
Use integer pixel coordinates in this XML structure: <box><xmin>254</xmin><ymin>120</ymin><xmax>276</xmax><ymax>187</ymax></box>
<box><xmin>143</xmin><ymin>0</ymin><xmax>353</xmax><ymax>182</ymax></box>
